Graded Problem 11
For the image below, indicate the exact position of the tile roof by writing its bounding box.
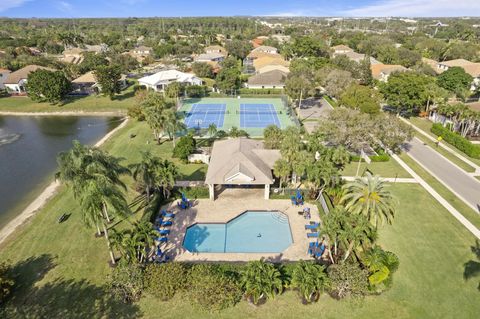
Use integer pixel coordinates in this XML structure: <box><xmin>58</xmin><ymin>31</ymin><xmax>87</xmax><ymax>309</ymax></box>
<box><xmin>248</xmin><ymin>69</ymin><xmax>288</xmax><ymax>86</ymax></box>
<box><xmin>5</xmin><ymin>65</ymin><xmax>55</xmax><ymax>84</ymax></box>
<box><xmin>205</xmin><ymin>138</ymin><xmax>280</xmax><ymax>185</ymax></box>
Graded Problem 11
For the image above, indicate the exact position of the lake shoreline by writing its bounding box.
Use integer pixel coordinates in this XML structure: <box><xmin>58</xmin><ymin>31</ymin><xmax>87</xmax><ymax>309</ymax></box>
<box><xmin>0</xmin><ymin>117</ymin><xmax>130</xmax><ymax>245</ymax></box>
<box><xmin>0</xmin><ymin>111</ymin><xmax>127</xmax><ymax>117</ymax></box>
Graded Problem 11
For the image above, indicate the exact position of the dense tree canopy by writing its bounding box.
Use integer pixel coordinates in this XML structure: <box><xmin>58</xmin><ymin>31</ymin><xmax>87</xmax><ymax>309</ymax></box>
<box><xmin>27</xmin><ymin>69</ymin><xmax>71</xmax><ymax>104</ymax></box>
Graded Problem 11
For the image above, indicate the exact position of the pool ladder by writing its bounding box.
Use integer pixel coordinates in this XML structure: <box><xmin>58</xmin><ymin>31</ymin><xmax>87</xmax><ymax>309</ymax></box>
<box><xmin>271</xmin><ymin>212</ymin><xmax>289</xmax><ymax>224</ymax></box>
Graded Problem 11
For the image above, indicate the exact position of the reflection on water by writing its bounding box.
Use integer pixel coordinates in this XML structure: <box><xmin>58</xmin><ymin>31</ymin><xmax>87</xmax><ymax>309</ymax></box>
<box><xmin>0</xmin><ymin>116</ymin><xmax>122</xmax><ymax>228</ymax></box>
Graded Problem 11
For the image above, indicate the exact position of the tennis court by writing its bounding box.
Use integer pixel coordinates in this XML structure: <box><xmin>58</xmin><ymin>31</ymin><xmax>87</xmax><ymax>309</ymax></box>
<box><xmin>240</xmin><ymin>104</ymin><xmax>281</xmax><ymax>128</ymax></box>
<box><xmin>184</xmin><ymin>103</ymin><xmax>226</xmax><ymax>129</ymax></box>
<box><xmin>179</xmin><ymin>97</ymin><xmax>297</xmax><ymax>137</ymax></box>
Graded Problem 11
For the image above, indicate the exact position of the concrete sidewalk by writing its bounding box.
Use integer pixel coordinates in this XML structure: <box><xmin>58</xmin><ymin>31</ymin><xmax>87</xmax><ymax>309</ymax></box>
<box><xmin>342</xmin><ymin>176</ymin><xmax>417</xmax><ymax>183</ymax></box>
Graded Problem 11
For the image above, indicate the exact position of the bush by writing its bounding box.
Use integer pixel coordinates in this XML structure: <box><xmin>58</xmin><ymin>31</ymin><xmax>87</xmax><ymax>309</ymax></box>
<box><xmin>185</xmin><ymin>85</ymin><xmax>208</xmax><ymax>98</ymax></box>
<box><xmin>327</xmin><ymin>262</ymin><xmax>369</xmax><ymax>299</ymax></box>
<box><xmin>144</xmin><ymin>263</ymin><xmax>188</xmax><ymax>301</ymax></box>
<box><xmin>175</xmin><ymin>186</ymin><xmax>210</xmax><ymax>199</ymax></box>
<box><xmin>187</xmin><ymin>264</ymin><xmax>242</xmax><ymax>311</ymax></box>
<box><xmin>238</xmin><ymin>88</ymin><xmax>283</xmax><ymax>95</ymax></box>
<box><xmin>127</xmin><ymin>104</ymin><xmax>145</xmax><ymax>121</ymax></box>
<box><xmin>431</xmin><ymin>123</ymin><xmax>480</xmax><ymax>159</ymax></box>
<box><xmin>108</xmin><ymin>262</ymin><xmax>144</xmax><ymax>304</ymax></box>
<box><xmin>0</xmin><ymin>262</ymin><xmax>14</xmax><ymax>304</ymax></box>
<box><xmin>172</xmin><ymin>135</ymin><xmax>196</xmax><ymax>162</ymax></box>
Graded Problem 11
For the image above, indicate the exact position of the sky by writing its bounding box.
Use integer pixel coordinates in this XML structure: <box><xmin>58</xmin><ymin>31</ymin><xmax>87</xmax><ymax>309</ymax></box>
<box><xmin>1</xmin><ymin>0</ymin><xmax>480</xmax><ymax>18</ymax></box>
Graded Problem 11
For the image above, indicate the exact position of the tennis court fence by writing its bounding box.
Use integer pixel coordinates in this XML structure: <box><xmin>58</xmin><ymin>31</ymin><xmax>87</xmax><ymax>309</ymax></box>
<box><xmin>281</xmin><ymin>95</ymin><xmax>301</xmax><ymax>127</ymax></box>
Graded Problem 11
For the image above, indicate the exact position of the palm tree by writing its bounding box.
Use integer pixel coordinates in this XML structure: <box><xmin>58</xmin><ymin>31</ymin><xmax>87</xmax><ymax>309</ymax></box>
<box><xmin>129</xmin><ymin>151</ymin><xmax>161</xmax><ymax>203</ymax></box>
<box><xmin>80</xmin><ymin>179</ymin><xmax>130</xmax><ymax>265</ymax></box>
<box><xmin>207</xmin><ymin>123</ymin><xmax>217</xmax><ymax>138</ymax></box>
<box><xmin>341</xmin><ymin>173</ymin><xmax>396</xmax><ymax>229</ymax></box>
<box><xmin>133</xmin><ymin>221</ymin><xmax>158</xmax><ymax>263</ymax></box>
<box><xmin>341</xmin><ymin>213</ymin><xmax>376</xmax><ymax>261</ymax></box>
<box><xmin>273</xmin><ymin>159</ymin><xmax>291</xmax><ymax>194</ymax></box>
<box><xmin>157</xmin><ymin>159</ymin><xmax>178</xmax><ymax>198</ymax></box>
<box><xmin>363</xmin><ymin>246</ymin><xmax>399</xmax><ymax>289</ymax></box>
<box><xmin>322</xmin><ymin>206</ymin><xmax>347</xmax><ymax>264</ymax></box>
<box><xmin>291</xmin><ymin>261</ymin><xmax>330</xmax><ymax>303</ymax></box>
<box><xmin>240</xmin><ymin>260</ymin><xmax>284</xmax><ymax>305</ymax></box>
<box><xmin>164</xmin><ymin>109</ymin><xmax>186</xmax><ymax>147</ymax></box>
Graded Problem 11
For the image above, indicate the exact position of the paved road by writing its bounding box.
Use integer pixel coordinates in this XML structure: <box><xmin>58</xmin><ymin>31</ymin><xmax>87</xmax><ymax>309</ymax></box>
<box><xmin>405</xmin><ymin>137</ymin><xmax>480</xmax><ymax>213</ymax></box>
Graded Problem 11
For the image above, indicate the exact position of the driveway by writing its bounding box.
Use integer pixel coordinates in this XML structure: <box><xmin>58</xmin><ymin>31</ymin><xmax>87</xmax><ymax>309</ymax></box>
<box><xmin>405</xmin><ymin>137</ymin><xmax>480</xmax><ymax>213</ymax></box>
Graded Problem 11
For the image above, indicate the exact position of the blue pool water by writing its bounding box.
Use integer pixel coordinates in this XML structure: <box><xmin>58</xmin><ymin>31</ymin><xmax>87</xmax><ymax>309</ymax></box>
<box><xmin>183</xmin><ymin>211</ymin><xmax>293</xmax><ymax>253</ymax></box>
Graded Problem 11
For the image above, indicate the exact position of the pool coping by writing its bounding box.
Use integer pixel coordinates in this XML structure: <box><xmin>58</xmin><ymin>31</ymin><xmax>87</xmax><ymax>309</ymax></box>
<box><xmin>181</xmin><ymin>210</ymin><xmax>294</xmax><ymax>254</ymax></box>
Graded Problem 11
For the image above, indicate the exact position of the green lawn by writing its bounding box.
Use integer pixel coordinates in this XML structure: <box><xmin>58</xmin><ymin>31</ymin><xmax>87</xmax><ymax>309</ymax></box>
<box><xmin>0</xmin><ymin>86</ymin><xmax>135</xmax><ymax>114</ymax></box>
<box><xmin>1</xmin><ymin>117</ymin><xmax>479</xmax><ymax>318</ymax></box>
<box><xmin>399</xmin><ymin>153</ymin><xmax>480</xmax><ymax>230</ymax></box>
<box><xmin>409</xmin><ymin>117</ymin><xmax>480</xmax><ymax>167</ymax></box>
<box><xmin>1</xmin><ymin>179</ymin><xmax>479</xmax><ymax>318</ymax></box>
<box><xmin>341</xmin><ymin>159</ymin><xmax>412</xmax><ymax>178</ymax></box>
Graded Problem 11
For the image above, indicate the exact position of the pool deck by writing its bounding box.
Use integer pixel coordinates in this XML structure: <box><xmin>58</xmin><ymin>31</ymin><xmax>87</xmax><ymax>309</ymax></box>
<box><xmin>159</xmin><ymin>188</ymin><xmax>320</xmax><ymax>262</ymax></box>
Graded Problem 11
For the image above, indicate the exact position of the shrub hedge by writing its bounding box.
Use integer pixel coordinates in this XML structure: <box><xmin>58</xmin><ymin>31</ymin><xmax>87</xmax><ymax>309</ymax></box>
<box><xmin>431</xmin><ymin>123</ymin><xmax>480</xmax><ymax>159</ymax></box>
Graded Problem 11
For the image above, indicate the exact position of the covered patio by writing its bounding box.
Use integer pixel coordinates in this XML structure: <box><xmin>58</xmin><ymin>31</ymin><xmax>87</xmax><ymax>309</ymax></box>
<box><xmin>204</xmin><ymin>138</ymin><xmax>281</xmax><ymax>200</ymax></box>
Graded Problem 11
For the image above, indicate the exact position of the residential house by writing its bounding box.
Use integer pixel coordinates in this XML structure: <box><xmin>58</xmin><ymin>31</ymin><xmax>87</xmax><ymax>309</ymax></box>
<box><xmin>250</xmin><ymin>45</ymin><xmax>278</xmax><ymax>55</ymax></box>
<box><xmin>138</xmin><ymin>70</ymin><xmax>202</xmax><ymax>92</ymax></box>
<box><xmin>204</xmin><ymin>45</ymin><xmax>227</xmax><ymax>56</ymax></box>
<box><xmin>0</xmin><ymin>68</ymin><xmax>11</xmax><ymax>90</ymax></box>
<box><xmin>370</xmin><ymin>64</ymin><xmax>407</xmax><ymax>82</ymax></box>
<box><xmin>257</xmin><ymin>64</ymin><xmax>290</xmax><ymax>74</ymax></box>
<box><xmin>437</xmin><ymin>59</ymin><xmax>480</xmax><ymax>90</ymax></box>
<box><xmin>195</xmin><ymin>52</ymin><xmax>225</xmax><ymax>63</ymax></box>
<box><xmin>251</xmin><ymin>36</ymin><xmax>269</xmax><ymax>48</ymax></box>
<box><xmin>246</xmin><ymin>70</ymin><xmax>288</xmax><ymax>89</ymax></box>
<box><xmin>205</xmin><ymin>138</ymin><xmax>281</xmax><ymax>200</ymax></box>
<box><xmin>71</xmin><ymin>71</ymin><xmax>127</xmax><ymax>95</ymax></box>
<box><xmin>331</xmin><ymin>44</ymin><xmax>353</xmax><ymax>55</ymax></box>
<box><xmin>61</xmin><ymin>47</ymin><xmax>85</xmax><ymax>64</ymax></box>
<box><xmin>132</xmin><ymin>45</ymin><xmax>153</xmax><ymax>57</ymax></box>
<box><xmin>421</xmin><ymin>57</ymin><xmax>440</xmax><ymax>73</ymax></box>
<box><xmin>4</xmin><ymin>65</ymin><xmax>55</xmax><ymax>94</ymax></box>
<box><xmin>253</xmin><ymin>56</ymin><xmax>289</xmax><ymax>72</ymax></box>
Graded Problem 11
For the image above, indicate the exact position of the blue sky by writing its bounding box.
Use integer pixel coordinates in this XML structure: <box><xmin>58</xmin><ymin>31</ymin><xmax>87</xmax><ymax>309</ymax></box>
<box><xmin>1</xmin><ymin>0</ymin><xmax>479</xmax><ymax>18</ymax></box>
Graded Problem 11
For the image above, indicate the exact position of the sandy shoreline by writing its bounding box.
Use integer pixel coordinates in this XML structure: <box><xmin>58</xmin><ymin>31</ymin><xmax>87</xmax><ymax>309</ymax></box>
<box><xmin>0</xmin><ymin>117</ymin><xmax>130</xmax><ymax>245</ymax></box>
<box><xmin>0</xmin><ymin>111</ymin><xmax>126</xmax><ymax>117</ymax></box>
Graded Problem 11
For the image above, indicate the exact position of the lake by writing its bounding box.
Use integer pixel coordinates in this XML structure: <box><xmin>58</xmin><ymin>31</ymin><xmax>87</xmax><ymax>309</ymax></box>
<box><xmin>0</xmin><ymin>116</ymin><xmax>122</xmax><ymax>228</ymax></box>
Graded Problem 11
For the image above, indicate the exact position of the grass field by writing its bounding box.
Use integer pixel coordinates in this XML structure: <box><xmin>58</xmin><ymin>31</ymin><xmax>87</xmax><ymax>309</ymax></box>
<box><xmin>1</xmin><ymin>117</ymin><xmax>479</xmax><ymax>318</ymax></box>
<box><xmin>409</xmin><ymin>117</ymin><xmax>480</xmax><ymax>168</ymax></box>
<box><xmin>341</xmin><ymin>159</ymin><xmax>412</xmax><ymax>178</ymax></box>
<box><xmin>179</xmin><ymin>97</ymin><xmax>296</xmax><ymax>137</ymax></box>
<box><xmin>399</xmin><ymin>153</ymin><xmax>480</xmax><ymax>230</ymax></box>
<box><xmin>0</xmin><ymin>86</ymin><xmax>135</xmax><ymax>114</ymax></box>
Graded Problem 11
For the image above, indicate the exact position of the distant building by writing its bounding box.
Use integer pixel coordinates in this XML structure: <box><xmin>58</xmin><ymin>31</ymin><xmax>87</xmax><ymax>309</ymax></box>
<box><xmin>250</xmin><ymin>45</ymin><xmax>278</xmax><ymax>55</ymax></box>
<box><xmin>204</xmin><ymin>45</ymin><xmax>227</xmax><ymax>56</ymax></box>
<box><xmin>61</xmin><ymin>48</ymin><xmax>85</xmax><ymax>64</ymax></box>
<box><xmin>4</xmin><ymin>65</ymin><xmax>55</xmax><ymax>94</ymax></box>
<box><xmin>138</xmin><ymin>70</ymin><xmax>202</xmax><ymax>92</ymax></box>
<box><xmin>331</xmin><ymin>44</ymin><xmax>353</xmax><ymax>55</ymax></box>
<box><xmin>0</xmin><ymin>68</ymin><xmax>11</xmax><ymax>90</ymax></box>
<box><xmin>437</xmin><ymin>59</ymin><xmax>480</xmax><ymax>91</ymax></box>
<box><xmin>370</xmin><ymin>64</ymin><xmax>407</xmax><ymax>82</ymax></box>
<box><xmin>194</xmin><ymin>52</ymin><xmax>225</xmax><ymax>63</ymax></box>
<box><xmin>132</xmin><ymin>45</ymin><xmax>153</xmax><ymax>57</ymax></box>
<box><xmin>257</xmin><ymin>64</ymin><xmax>290</xmax><ymax>74</ymax></box>
<box><xmin>246</xmin><ymin>70</ymin><xmax>288</xmax><ymax>89</ymax></box>
<box><xmin>71</xmin><ymin>71</ymin><xmax>127</xmax><ymax>95</ymax></box>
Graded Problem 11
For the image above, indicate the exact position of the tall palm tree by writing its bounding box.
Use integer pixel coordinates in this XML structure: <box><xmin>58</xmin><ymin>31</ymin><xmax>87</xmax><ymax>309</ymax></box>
<box><xmin>207</xmin><ymin>123</ymin><xmax>217</xmax><ymax>138</ymax></box>
<box><xmin>341</xmin><ymin>213</ymin><xmax>376</xmax><ymax>261</ymax></box>
<box><xmin>164</xmin><ymin>109</ymin><xmax>186</xmax><ymax>147</ymax></box>
<box><xmin>291</xmin><ymin>261</ymin><xmax>330</xmax><ymax>303</ymax></box>
<box><xmin>322</xmin><ymin>206</ymin><xmax>347</xmax><ymax>264</ymax></box>
<box><xmin>157</xmin><ymin>159</ymin><xmax>178</xmax><ymax>198</ymax></box>
<box><xmin>80</xmin><ymin>179</ymin><xmax>130</xmax><ymax>265</ymax></box>
<box><xmin>341</xmin><ymin>173</ymin><xmax>396</xmax><ymax>229</ymax></box>
<box><xmin>129</xmin><ymin>151</ymin><xmax>161</xmax><ymax>203</ymax></box>
<box><xmin>133</xmin><ymin>221</ymin><xmax>158</xmax><ymax>263</ymax></box>
<box><xmin>240</xmin><ymin>260</ymin><xmax>283</xmax><ymax>305</ymax></box>
<box><xmin>273</xmin><ymin>158</ymin><xmax>291</xmax><ymax>194</ymax></box>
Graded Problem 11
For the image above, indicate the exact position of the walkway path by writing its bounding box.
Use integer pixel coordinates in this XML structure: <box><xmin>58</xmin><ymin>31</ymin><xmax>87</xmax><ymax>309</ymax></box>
<box><xmin>401</xmin><ymin>117</ymin><xmax>480</xmax><ymax>175</ymax></box>
<box><xmin>405</xmin><ymin>137</ymin><xmax>480</xmax><ymax>213</ymax></box>
<box><xmin>342</xmin><ymin>176</ymin><xmax>417</xmax><ymax>183</ymax></box>
<box><xmin>391</xmin><ymin>153</ymin><xmax>480</xmax><ymax>240</ymax></box>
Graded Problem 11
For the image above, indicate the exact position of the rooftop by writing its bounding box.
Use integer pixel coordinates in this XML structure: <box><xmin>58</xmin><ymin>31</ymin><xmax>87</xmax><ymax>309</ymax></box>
<box><xmin>248</xmin><ymin>69</ymin><xmax>288</xmax><ymax>87</ymax></box>
<box><xmin>138</xmin><ymin>70</ymin><xmax>199</xmax><ymax>86</ymax></box>
<box><xmin>5</xmin><ymin>65</ymin><xmax>55</xmax><ymax>84</ymax></box>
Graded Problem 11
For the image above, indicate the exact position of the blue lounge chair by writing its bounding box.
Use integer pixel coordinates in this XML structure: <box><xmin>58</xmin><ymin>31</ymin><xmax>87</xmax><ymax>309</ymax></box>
<box><xmin>160</xmin><ymin>220</ymin><xmax>172</xmax><ymax>227</ymax></box>
<box><xmin>158</xmin><ymin>229</ymin><xmax>170</xmax><ymax>236</ymax></box>
<box><xmin>308</xmin><ymin>242</ymin><xmax>317</xmax><ymax>255</ymax></box>
<box><xmin>156</xmin><ymin>237</ymin><xmax>168</xmax><ymax>243</ymax></box>
<box><xmin>315</xmin><ymin>244</ymin><xmax>326</xmax><ymax>258</ymax></box>
<box><xmin>305</xmin><ymin>223</ymin><xmax>319</xmax><ymax>230</ymax></box>
<box><xmin>307</xmin><ymin>232</ymin><xmax>319</xmax><ymax>238</ymax></box>
<box><xmin>291</xmin><ymin>196</ymin><xmax>297</xmax><ymax>206</ymax></box>
<box><xmin>162</xmin><ymin>211</ymin><xmax>175</xmax><ymax>218</ymax></box>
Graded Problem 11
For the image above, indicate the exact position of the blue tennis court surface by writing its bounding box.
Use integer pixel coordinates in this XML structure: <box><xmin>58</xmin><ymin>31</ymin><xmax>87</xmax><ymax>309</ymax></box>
<box><xmin>240</xmin><ymin>104</ymin><xmax>281</xmax><ymax>128</ymax></box>
<box><xmin>184</xmin><ymin>103</ymin><xmax>226</xmax><ymax>129</ymax></box>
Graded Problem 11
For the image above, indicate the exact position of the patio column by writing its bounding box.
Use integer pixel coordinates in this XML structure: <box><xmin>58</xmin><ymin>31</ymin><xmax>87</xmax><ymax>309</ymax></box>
<box><xmin>209</xmin><ymin>184</ymin><xmax>215</xmax><ymax>200</ymax></box>
<box><xmin>264</xmin><ymin>184</ymin><xmax>270</xmax><ymax>200</ymax></box>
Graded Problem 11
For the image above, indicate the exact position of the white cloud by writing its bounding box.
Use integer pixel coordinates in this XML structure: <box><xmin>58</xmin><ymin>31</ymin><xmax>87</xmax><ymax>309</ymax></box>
<box><xmin>343</xmin><ymin>0</ymin><xmax>480</xmax><ymax>17</ymax></box>
<box><xmin>57</xmin><ymin>1</ymin><xmax>73</xmax><ymax>13</ymax></box>
<box><xmin>0</xmin><ymin>0</ymin><xmax>31</xmax><ymax>12</ymax></box>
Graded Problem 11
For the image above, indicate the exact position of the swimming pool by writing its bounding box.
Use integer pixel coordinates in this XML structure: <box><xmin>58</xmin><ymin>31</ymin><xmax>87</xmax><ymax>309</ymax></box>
<box><xmin>183</xmin><ymin>211</ymin><xmax>293</xmax><ymax>253</ymax></box>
